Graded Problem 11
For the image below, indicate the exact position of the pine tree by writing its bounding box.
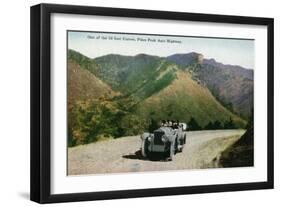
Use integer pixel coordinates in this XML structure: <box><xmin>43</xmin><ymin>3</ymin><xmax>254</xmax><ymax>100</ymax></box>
<box><xmin>204</xmin><ymin>121</ymin><xmax>214</xmax><ymax>130</ymax></box>
<box><xmin>188</xmin><ymin>117</ymin><xmax>202</xmax><ymax>131</ymax></box>
<box><xmin>224</xmin><ymin>117</ymin><xmax>235</xmax><ymax>129</ymax></box>
<box><xmin>213</xmin><ymin>120</ymin><xmax>223</xmax><ymax>129</ymax></box>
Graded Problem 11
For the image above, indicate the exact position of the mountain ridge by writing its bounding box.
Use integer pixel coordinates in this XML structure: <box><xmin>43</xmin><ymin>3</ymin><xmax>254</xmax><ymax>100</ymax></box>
<box><xmin>166</xmin><ymin>52</ymin><xmax>253</xmax><ymax>117</ymax></box>
<box><xmin>68</xmin><ymin>50</ymin><xmax>254</xmax><ymax>116</ymax></box>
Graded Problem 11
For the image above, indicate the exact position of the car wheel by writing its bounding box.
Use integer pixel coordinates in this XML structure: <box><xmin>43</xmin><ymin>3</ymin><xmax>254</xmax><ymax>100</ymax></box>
<box><xmin>141</xmin><ymin>138</ymin><xmax>150</xmax><ymax>158</ymax></box>
<box><xmin>168</xmin><ymin>143</ymin><xmax>175</xmax><ymax>161</ymax></box>
<box><xmin>178</xmin><ymin>145</ymin><xmax>183</xmax><ymax>152</ymax></box>
<box><xmin>175</xmin><ymin>138</ymin><xmax>178</xmax><ymax>154</ymax></box>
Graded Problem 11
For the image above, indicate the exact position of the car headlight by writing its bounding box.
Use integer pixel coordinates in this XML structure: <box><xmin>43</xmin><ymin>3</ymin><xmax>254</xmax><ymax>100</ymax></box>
<box><xmin>141</xmin><ymin>133</ymin><xmax>150</xmax><ymax>140</ymax></box>
<box><xmin>161</xmin><ymin>136</ymin><xmax>168</xmax><ymax>142</ymax></box>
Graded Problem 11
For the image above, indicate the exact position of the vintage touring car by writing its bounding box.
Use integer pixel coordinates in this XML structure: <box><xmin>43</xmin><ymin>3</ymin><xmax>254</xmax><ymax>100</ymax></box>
<box><xmin>140</xmin><ymin>124</ymin><xmax>186</xmax><ymax>161</ymax></box>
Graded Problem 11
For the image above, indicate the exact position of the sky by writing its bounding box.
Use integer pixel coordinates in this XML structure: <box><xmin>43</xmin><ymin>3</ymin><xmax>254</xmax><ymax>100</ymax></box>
<box><xmin>68</xmin><ymin>31</ymin><xmax>254</xmax><ymax>69</ymax></box>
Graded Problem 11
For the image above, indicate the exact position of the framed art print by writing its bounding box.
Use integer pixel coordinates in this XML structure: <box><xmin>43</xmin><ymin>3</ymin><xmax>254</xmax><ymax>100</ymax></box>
<box><xmin>30</xmin><ymin>3</ymin><xmax>274</xmax><ymax>203</ymax></box>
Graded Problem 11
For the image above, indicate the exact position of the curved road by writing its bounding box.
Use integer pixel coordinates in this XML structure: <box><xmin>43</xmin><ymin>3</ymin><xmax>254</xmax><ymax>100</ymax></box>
<box><xmin>68</xmin><ymin>129</ymin><xmax>245</xmax><ymax>175</ymax></box>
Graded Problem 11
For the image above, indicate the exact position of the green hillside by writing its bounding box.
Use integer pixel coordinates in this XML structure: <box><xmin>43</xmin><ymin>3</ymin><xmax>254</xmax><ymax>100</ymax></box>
<box><xmin>68</xmin><ymin>60</ymin><xmax>118</xmax><ymax>107</ymax></box>
<box><xmin>135</xmin><ymin>70</ymin><xmax>245</xmax><ymax>127</ymax></box>
<box><xmin>94</xmin><ymin>54</ymin><xmax>173</xmax><ymax>99</ymax></box>
<box><xmin>68</xmin><ymin>49</ymin><xmax>100</xmax><ymax>74</ymax></box>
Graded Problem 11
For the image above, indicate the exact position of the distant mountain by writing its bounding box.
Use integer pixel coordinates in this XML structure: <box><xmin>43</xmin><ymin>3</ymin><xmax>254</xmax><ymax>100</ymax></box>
<box><xmin>203</xmin><ymin>58</ymin><xmax>253</xmax><ymax>80</ymax></box>
<box><xmin>167</xmin><ymin>53</ymin><xmax>253</xmax><ymax>118</ymax></box>
<box><xmin>167</xmin><ymin>52</ymin><xmax>204</xmax><ymax>66</ymax></box>
<box><xmin>94</xmin><ymin>53</ymin><xmax>169</xmax><ymax>98</ymax></box>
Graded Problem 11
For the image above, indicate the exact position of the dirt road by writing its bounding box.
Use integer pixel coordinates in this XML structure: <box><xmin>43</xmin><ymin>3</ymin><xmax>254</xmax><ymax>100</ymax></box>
<box><xmin>68</xmin><ymin>129</ymin><xmax>245</xmax><ymax>175</ymax></box>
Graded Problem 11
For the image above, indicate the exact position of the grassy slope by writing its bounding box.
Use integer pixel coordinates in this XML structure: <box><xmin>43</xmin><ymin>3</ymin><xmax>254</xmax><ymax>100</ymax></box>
<box><xmin>68</xmin><ymin>60</ymin><xmax>118</xmax><ymax>106</ymax></box>
<box><xmin>94</xmin><ymin>54</ymin><xmax>165</xmax><ymax>95</ymax></box>
<box><xmin>136</xmin><ymin>70</ymin><xmax>246</xmax><ymax>127</ymax></box>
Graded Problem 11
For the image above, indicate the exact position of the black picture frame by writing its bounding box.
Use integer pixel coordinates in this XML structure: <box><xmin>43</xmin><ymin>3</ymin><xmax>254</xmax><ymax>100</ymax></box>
<box><xmin>30</xmin><ymin>3</ymin><xmax>274</xmax><ymax>204</ymax></box>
